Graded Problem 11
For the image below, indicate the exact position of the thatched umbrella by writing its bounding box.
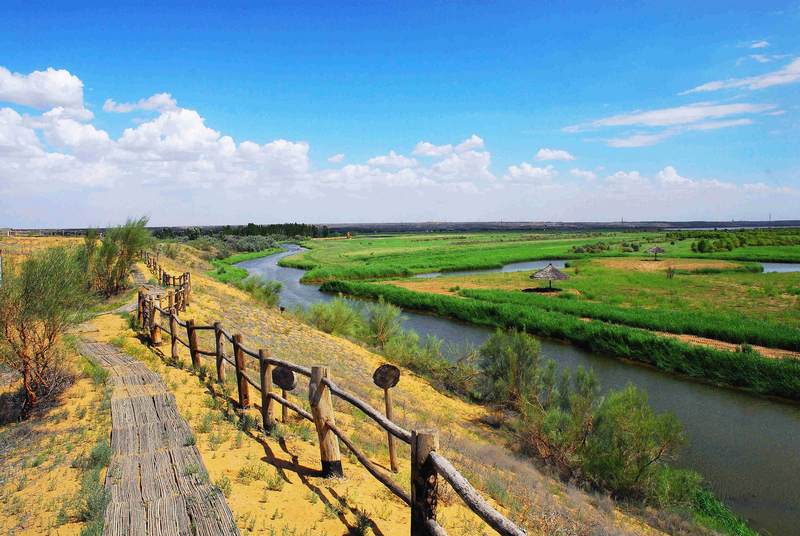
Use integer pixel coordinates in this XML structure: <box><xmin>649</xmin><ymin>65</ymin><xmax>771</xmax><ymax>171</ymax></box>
<box><xmin>531</xmin><ymin>263</ymin><xmax>568</xmax><ymax>289</ymax></box>
<box><xmin>646</xmin><ymin>246</ymin><xmax>666</xmax><ymax>260</ymax></box>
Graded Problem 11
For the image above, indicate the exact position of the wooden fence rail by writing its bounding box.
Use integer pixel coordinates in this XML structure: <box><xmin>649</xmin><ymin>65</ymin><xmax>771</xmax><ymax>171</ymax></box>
<box><xmin>137</xmin><ymin>253</ymin><xmax>525</xmax><ymax>536</ymax></box>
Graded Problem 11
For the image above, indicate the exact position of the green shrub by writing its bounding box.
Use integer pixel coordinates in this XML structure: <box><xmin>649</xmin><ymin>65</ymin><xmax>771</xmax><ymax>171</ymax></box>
<box><xmin>366</xmin><ymin>297</ymin><xmax>402</xmax><ymax>349</ymax></box>
<box><xmin>581</xmin><ymin>386</ymin><xmax>684</xmax><ymax>495</ymax></box>
<box><xmin>87</xmin><ymin>217</ymin><xmax>152</xmax><ymax>296</ymax></box>
<box><xmin>305</xmin><ymin>297</ymin><xmax>365</xmax><ymax>337</ymax></box>
<box><xmin>478</xmin><ymin>329</ymin><xmax>542</xmax><ymax>409</ymax></box>
<box><xmin>233</xmin><ymin>275</ymin><xmax>282</xmax><ymax>307</ymax></box>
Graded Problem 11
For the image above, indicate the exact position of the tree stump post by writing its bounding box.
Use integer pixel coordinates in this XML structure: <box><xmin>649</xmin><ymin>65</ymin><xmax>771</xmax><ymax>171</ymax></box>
<box><xmin>169</xmin><ymin>308</ymin><xmax>178</xmax><ymax>360</ymax></box>
<box><xmin>214</xmin><ymin>322</ymin><xmax>225</xmax><ymax>383</ymax></box>
<box><xmin>309</xmin><ymin>366</ymin><xmax>343</xmax><ymax>477</ymax></box>
<box><xmin>411</xmin><ymin>429</ymin><xmax>439</xmax><ymax>534</ymax></box>
<box><xmin>186</xmin><ymin>319</ymin><xmax>200</xmax><ymax>369</ymax></box>
<box><xmin>150</xmin><ymin>299</ymin><xmax>161</xmax><ymax>346</ymax></box>
<box><xmin>233</xmin><ymin>334</ymin><xmax>250</xmax><ymax>408</ymax></box>
<box><xmin>258</xmin><ymin>349</ymin><xmax>275</xmax><ymax>431</ymax></box>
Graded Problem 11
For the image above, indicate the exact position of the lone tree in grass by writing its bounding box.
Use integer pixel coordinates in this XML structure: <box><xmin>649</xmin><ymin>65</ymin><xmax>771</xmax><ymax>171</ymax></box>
<box><xmin>646</xmin><ymin>246</ymin><xmax>666</xmax><ymax>261</ymax></box>
<box><xmin>531</xmin><ymin>263</ymin><xmax>568</xmax><ymax>290</ymax></box>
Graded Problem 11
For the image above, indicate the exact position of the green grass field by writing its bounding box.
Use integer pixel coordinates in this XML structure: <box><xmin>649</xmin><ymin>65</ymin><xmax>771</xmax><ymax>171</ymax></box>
<box><xmin>276</xmin><ymin>230</ymin><xmax>800</xmax><ymax>397</ymax></box>
<box><xmin>282</xmin><ymin>230</ymin><xmax>800</xmax><ymax>282</ymax></box>
<box><xmin>207</xmin><ymin>247</ymin><xmax>283</xmax><ymax>284</ymax></box>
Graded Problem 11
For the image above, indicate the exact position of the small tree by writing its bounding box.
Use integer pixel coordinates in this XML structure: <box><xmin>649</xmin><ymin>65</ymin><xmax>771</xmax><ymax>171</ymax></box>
<box><xmin>365</xmin><ymin>296</ymin><xmax>402</xmax><ymax>349</ymax></box>
<box><xmin>478</xmin><ymin>329</ymin><xmax>542</xmax><ymax>409</ymax></box>
<box><xmin>90</xmin><ymin>217</ymin><xmax>151</xmax><ymax>295</ymax></box>
<box><xmin>0</xmin><ymin>248</ymin><xmax>89</xmax><ymax>413</ymax></box>
<box><xmin>580</xmin><ymin>385</ymin><xmax>684</xmax><ymax>495</ymax></box>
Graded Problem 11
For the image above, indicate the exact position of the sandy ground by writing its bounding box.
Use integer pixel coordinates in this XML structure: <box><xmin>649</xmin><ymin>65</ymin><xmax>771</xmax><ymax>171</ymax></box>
<box><xmin>0</xmin><ymin>356</ymin><xmax>109</xmax><ymax>535</ymax></box>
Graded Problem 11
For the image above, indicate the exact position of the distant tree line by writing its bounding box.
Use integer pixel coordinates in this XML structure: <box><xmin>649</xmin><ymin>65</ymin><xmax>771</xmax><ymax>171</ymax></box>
<box><xmin>664</xmin><ymin>228</ymin><xmax>800</xmax><ymax>253</ymax></box>
<box><xmin>154</xmin><ymin>222</ymin><xmax>330</xmax><ymax>240</ymax></box>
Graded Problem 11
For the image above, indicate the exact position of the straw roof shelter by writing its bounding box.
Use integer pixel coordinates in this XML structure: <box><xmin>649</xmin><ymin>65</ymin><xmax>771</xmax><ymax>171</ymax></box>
<box><xmin>530</xmin><ymin>263</ymin><xmax>568</xmax><ymax>289</ymax></box>
<box><xmin>646</xmin><ymin>246</ymin><xmax>666</xmax><ymax>260</ymax></box>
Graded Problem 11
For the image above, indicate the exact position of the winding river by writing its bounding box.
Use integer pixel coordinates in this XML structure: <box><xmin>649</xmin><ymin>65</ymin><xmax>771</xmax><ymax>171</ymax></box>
<box><xmin>238</xmin><ymin>246</ymin><xmax>800</xmax><ymax>535</ymax></box>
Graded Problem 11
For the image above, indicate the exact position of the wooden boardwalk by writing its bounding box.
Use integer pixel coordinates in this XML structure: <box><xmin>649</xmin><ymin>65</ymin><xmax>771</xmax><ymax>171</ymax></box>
<box><xmin>78</xmin><ymin>341</ymin><xmax>239</xmax><ymax>535</ymax></box>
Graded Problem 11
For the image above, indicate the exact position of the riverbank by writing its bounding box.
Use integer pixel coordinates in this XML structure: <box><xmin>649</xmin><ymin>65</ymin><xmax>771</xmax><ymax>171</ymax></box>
<box><xmin>207</xmin><ymin>247</ymin><xmax>284</xmax><ymax>284</ymax></box>
<box><xmin>321</xmin><ymin>280</ymin><xmax>800</xmax><ymax>401</ymax></box>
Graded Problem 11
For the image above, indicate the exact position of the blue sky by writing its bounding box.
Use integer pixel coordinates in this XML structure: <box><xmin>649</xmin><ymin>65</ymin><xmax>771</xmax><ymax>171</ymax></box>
<box><xmin>1</xmin><ymin>1</ymin><xmax>799</xmax><ymax>226</ymax></box>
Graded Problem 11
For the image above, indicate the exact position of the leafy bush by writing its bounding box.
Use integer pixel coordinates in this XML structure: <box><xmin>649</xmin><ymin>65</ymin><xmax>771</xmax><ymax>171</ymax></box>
<box><xmin>581</xmin><ymin>386</ymin><xmax>683</xmax><ymax>494</ymax></box>
<box><xmin>305</xmin><ymin>297</ymin><xmax>365</xmax><ymax>337</ymax></box>
<box><xmin>233</xmin><ymin>276</ymin><xmax>282</xmax><ymax>307</ymax></box>
<box><xmin>478</xmin><ymin>329</ymin><xmax>543</xmax><ymax>408</ymax></box>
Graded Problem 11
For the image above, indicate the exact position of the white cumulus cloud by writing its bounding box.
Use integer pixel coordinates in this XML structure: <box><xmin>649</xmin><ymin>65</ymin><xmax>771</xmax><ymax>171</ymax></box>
<box><xmin>570</xmin><ymin>168</ymin><xmax>596</xmax><ymax>180</ymax></box>
<box><xmin>535</xmin><ymin>148</ymin><xmax>575</xmax><ymax>161</ymax></box>
<box><xmin>0</xmin><ymin>66</ymin><xmax>85</xmax><ymax>110</ymax></box>
<box><xmin>367</xmin><ymin>150</ymin><xmax>417</xmax><ymax>168</ymax></box>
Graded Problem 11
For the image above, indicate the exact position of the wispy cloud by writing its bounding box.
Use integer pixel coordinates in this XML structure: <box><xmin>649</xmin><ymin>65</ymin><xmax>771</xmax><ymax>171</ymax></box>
<box><xmin>103</xmin><ymin>92</ymin><xmax>177</xmax><ymax>113</ymax></box>
<box><xmin>681</xmin><ymin>57</ymin><xmax>800</xmax><ymax>94</ymax></box>
<box><xmin>567</xmin><ymin>102</ymin><xmax>774</xmax><ymax>131</ymax></box>
<box><xmin>749</xmin><ymin>40</ymin><xmax>770</xmax><ymax>49</ymax></box>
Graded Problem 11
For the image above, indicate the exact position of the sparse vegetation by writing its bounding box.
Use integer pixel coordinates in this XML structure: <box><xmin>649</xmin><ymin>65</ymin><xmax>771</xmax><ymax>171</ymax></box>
<box><xmin>0</xmin><ymin>247</ymin><xmax>89</xmax><ymax>414</ymax></box>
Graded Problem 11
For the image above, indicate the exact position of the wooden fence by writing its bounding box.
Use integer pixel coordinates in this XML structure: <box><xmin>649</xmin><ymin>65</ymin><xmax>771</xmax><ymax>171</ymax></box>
<box><xmin>142</xmin><ymin>251</ymin><xmax>191</xmax><ymax>312</ymax></box>
<box><xmin>137</xmin><ymin>255</ymin><xmax>525</xmax><ymax>536</ymax></box>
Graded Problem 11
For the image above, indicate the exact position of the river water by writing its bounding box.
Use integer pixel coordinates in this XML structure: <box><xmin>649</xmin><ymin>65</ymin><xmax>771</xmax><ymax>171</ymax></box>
<box><xmin>238</xmin><ymin>246</ymin><xmax>800</xmax><ymax>535</ymax></box>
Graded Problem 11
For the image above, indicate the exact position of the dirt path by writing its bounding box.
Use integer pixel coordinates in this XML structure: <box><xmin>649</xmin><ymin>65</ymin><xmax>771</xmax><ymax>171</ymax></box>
<box><xmin>77</xmin><ymin>340</ymin><xmax>239</xmax><ymax>536</ymax></box>
<box><xmin>654</xmin><ymin>331</ymin><xmax>800</xmax><ymax>360</ymax></box>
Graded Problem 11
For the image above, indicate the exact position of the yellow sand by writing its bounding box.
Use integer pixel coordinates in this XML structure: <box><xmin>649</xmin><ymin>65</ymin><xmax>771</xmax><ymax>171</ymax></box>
<box><xmin>0</xmin><ymin>353</ymin><xmax>110</xmax><ymax>534</ymax></box>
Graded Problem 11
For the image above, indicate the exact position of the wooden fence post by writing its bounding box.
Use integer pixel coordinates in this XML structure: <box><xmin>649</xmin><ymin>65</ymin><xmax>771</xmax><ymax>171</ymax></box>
<box><xmin>385</xmin><ymin>387</ymin><xmax>398</xmax><ymax>472</ymax></box>
<box><xmin>411</xmin><ymin>429</ymin><xmax>439</xmax><ymax>534</ymax></box>
<box><xmin>258</xmin><ymin>349</ymin><xmax>275</xmax><ymax>431</ymax></box>
<box><xmin>169</xmin><ymin>308</ymin><xmax>178</xmax><ymax>360</ymax></box>
<box><xmin>150</xmin><ymin>299</ymin><xmax>161</xmax><ymax>346</ymax></box>
<box><xmin>186</xmin><ymin>319</ymin><xmax>200</xmax><ymax>369</ymax></box>
<box><xmin>137</xmin><ymin>289</ymin><xmax>144</xmax><ymax>327</ymax></box>
<box><xmin>309</xmin><ymin>366</ymin><xmax>343</xmax><ymax>477</ymax></box>
<box><xmin>167</xmin><ymin>289</ymin><xmax>174</xmax><ymax>311</ymax></box>
<box><xmin>233</xmin><ymin>334</ymin><xmax>250</xmax><ymax>408</ymax></box>
<box><xmin>214</xmin><ymin>322</ymin><xmax>225</xmax><ymax>383</ymax></box>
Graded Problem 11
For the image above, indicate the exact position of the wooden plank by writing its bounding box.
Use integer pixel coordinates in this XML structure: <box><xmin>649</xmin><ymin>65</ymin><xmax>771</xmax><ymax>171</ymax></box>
<box><xmin>77</xmin><ymin>341</ymin><xmax>240</xmax><ymax>536</ymax></box>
